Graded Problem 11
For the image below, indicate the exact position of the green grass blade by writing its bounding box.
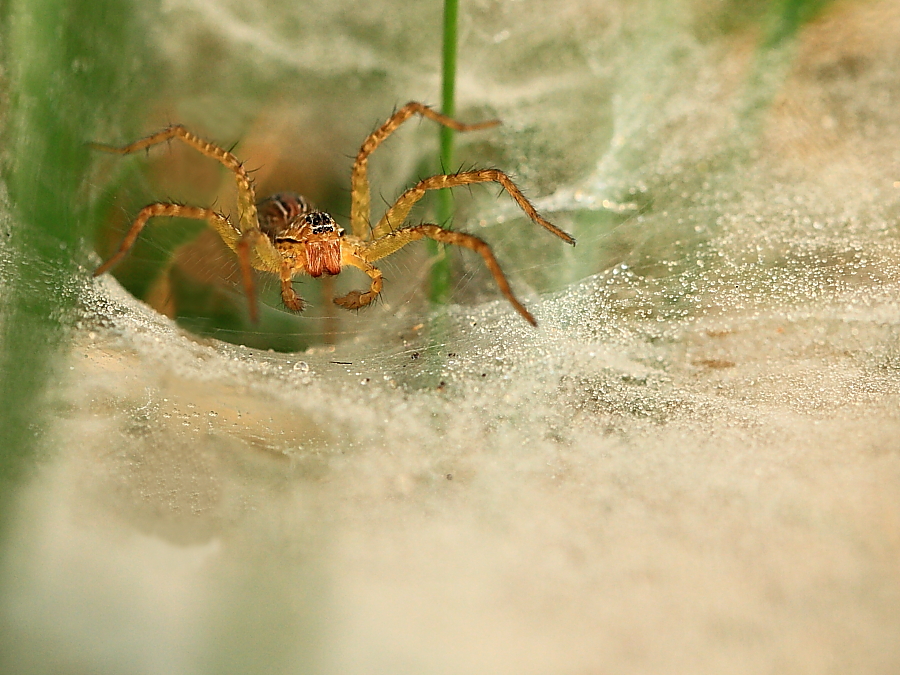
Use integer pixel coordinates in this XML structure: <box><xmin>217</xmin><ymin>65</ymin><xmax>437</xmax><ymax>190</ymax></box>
<box><xmin>429</xmin><ymin>0</ymin><xmax>459</xmax><ymax>306</ymax></box>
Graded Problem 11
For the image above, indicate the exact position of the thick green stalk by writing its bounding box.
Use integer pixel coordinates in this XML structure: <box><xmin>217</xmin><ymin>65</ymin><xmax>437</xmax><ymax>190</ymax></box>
<box><xmin>429</xmin><ymin>0</ymin><xmax>459</xmax><ymax>305</ymax></box>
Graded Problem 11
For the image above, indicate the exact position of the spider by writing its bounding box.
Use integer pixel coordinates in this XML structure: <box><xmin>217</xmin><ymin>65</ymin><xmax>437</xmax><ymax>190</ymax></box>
<box><xmin>91</xmin><ymin>101</ymin><xmax>576</xmax><ymax>326</ymax></box>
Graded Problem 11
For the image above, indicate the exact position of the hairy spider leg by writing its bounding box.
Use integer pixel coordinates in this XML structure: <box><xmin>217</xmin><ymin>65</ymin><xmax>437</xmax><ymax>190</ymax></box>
<box><xmin>92</xmin><ymin>203</ymin><xmax>272</xmax><ymax>322</ymax></box>
<box><xmin>91</xmin><ymin>126</ymin><xmax>282</xmax><ymax>321</ymax></box>
<box><xmin>349</xmin><ymin>101</ymin><xmax>500</xmax><ymax>239</ymax></box>
<box><xmin>93</xmin><ymin>203</ymin><xmax>239</xmax><ymax>275</ymax></box>
<box><xmin>373</xmin><ymin>169</ymin><xmax>577</xmax><ymax>244</ymax></box>
<box><xmin>90</xmin><ymin>126</ymin><xmax>260</xmax><ymax>236</ymax></box>
<box><xmin>332</xmin><ymin>247</ymin><xmax>384</xmax><ymax>310</ymax></box>
<box><xmin>357</xmin><ymin>225</ymin><xmax>539</xmax><ymax>326</ymax></box>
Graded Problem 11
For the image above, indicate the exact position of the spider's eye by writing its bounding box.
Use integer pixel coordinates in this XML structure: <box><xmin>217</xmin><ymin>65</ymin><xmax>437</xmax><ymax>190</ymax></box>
<box><xmin>305</xmin><ymin>211</ymin><xmax>341</xmax><ymax>235</ymax></box>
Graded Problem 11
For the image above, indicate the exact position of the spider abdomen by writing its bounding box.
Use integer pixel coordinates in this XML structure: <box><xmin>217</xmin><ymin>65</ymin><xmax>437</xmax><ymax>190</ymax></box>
<box><xmin>257</xmin><ymin>192</ymin><xmax>313</xmax><ymax>238</ymax></box>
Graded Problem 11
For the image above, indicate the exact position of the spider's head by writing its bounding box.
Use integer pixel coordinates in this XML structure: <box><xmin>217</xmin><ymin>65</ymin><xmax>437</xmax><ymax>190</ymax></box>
<box><xmin>275</xmin><ymin>210</ymin><xmax>345</xmax><ymax>278</ymax></box>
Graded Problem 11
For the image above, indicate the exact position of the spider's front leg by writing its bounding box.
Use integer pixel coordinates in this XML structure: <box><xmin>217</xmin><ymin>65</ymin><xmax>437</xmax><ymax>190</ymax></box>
<box><xmin>90</xmin><ymin>125</ymin><xmax>261</xmax><ymax>236</ymax></box>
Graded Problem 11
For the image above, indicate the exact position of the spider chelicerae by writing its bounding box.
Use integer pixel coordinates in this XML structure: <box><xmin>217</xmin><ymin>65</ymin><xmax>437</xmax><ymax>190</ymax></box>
<box><xmin>92</xmin><ymin>102</ymin><xmax>576</xmax><ymax>326</ymax></box>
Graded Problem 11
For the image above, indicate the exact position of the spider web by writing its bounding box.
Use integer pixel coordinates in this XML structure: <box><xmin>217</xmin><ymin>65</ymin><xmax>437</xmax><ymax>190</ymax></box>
<box><xmin>4</xmin><ymin>1</ymin><xmax>900</xmax><ymax>674</ymax></box>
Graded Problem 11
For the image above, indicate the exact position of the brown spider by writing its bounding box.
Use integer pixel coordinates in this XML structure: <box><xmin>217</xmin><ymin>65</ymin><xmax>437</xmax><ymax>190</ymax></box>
<box><xmin>91</xmin><ymin>102</ymin><xmax>575</xmax><ymax>326</ymax></box>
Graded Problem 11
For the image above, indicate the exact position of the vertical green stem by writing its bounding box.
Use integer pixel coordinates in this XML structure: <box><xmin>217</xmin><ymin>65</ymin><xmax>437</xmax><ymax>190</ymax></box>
<box><xmin>429</xmin><ymin>0</ymin><xmax>459</xmax><ymax>305</ymax></box>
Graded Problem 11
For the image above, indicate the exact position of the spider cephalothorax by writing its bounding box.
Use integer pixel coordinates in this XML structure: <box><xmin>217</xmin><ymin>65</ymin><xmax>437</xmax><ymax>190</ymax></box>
<box><xmin>261</xmin><ymin>194</ymin><xmax>345</xmax><ymax>277</ymax></box>
<box><xmin>92</xmin><ymin>102</ymin><xmax>575</xmax><ymax>326</ymax></box>
<box><xmin>275</xmin><ymin>209</ymin><xmax>345</xmax><ymax>280</ymax></box>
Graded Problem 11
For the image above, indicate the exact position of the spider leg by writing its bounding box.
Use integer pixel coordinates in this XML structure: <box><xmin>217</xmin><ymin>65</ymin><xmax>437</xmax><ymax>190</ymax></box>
<box><xmin>91</xmin><ymin>125</ymin><xmax>261</xmax><ymax>237</ymax></box>
<box><xmin>93</xmin><ymin>203</ymin><xmax>276</xmax><ymax>323</ymax></box>
<box><xmin>91</xmin><ymin>126</ymin><xmax>285</xmax><ymax>323</ymax></box>
<box><xmin>373</xmin><ymin>169</ymin><xmax>576</xmax><ymax>245</ymax></box>
<box><xmin>233</xmin><ymin>236</ymin><xmax>259</xmax><ymax>322</ymax></box>
<box><xmin>94</xmin><ymin>203</ymin><xmax>239</xmax><ymax>276</ymax></box>
<box><xmin>358</xmin><ymin>225</ymin><xmax>538</xmax><ymax>326</ymax></box>
<box><xmin>333</xmin><ymin>244</ymin><xmax>384</xmax><ymax>310</ymax></box>
<box><xmin>350</xmin><ymin>101</ymin><xmax>500</xmax><ymax>239</ymax></box>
